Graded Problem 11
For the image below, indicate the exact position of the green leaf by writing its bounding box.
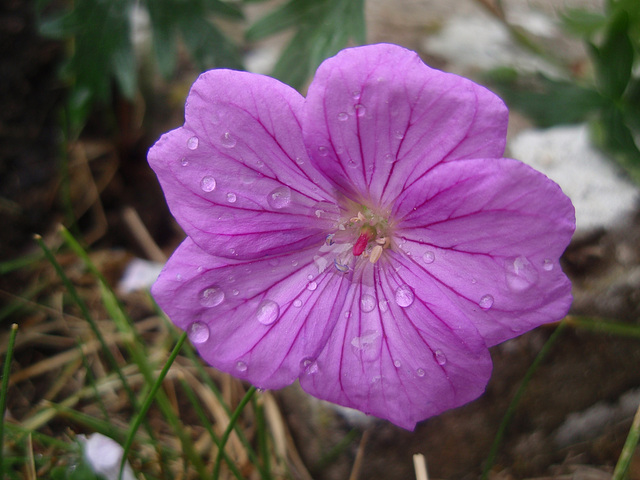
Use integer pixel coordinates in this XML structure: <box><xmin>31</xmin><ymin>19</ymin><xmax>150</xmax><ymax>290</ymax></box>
<box><xmin>590</xmin><ymin>9</ymin><xmax>634</xmax><ymax>99</ymax></box>
<box><xmin>592</xmin><ymin>105</ymin><xmax>640</xmax><ymax>183</ymax></box>
<box><xmin>248</xmin><ymin>0</ymin><xmax>365</xmax><ymax>89</ymax></box>
<box><xmin>179</xmin><ymin>14</ymin><xmax>244</xmax><ymax>71</ymax></box>
<box><xmin>146</xmin><ymin>0</ymin><xmax>178</xmax><ymax>78</ymax></box>
<box><xmin>487</xmin><ymin>70</ymin><xmax>606</xmax><ymax>127</ymax></box>
<box><xmin>560</xmin><ymin>8</ymin><xmax>608</xmax><ymax>36</ymax></box>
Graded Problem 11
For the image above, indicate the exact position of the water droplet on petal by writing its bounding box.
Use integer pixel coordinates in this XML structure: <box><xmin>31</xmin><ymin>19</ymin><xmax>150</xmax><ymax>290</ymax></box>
<box><xmin>236</xmin><ymin>361</ymin><xmax>247</xmax><ymax>372</ymax></box>
<box><xmin>337</xmin><ymin>112</ymin><xmax>349</xmax><ymax>121</ymax></box>
<box><xmin>506</xmin><ymin>256</ymin><xmax>539</xmax><ymax>292</ymax></box>
<box><xmin>317</xmin><ymin>146</ymin><xmax>329</xmax><ymax>157</ymax></box>
<box><xmin>479</xmin><ymin>294</ymin><xmax>494</xmax><ymax>310</ymax></box>
<box><xmin>350</xmin><ymin>330</ymin><xmax>380</xmax><ymax>352</ymax></box>
<box><xmin>187</xmin><ymin>321</ymin><xmax>209</xmax><ymax>344</ymax></box>
<box><xmin>180</xmin><ymin>157</ymin><xmax>189</xmax><ymax>167</ymax></box>
<box><xmin>267</xmin><ymin>186</ymin><xmax>291</xmax><ymax>209</ymax></box>
<box><xmin>293</xmin><ymin>299</ymin><xmax>302</xmax><ymax>308</ymax></box>
<box><xmin>256</xmin><ymin>300</ymin><xmax>280</xmax><ymax>325</ymax></box>
<box><xmin>394</xmin><ymin>284</ymin><xmax>414</xmax><ymax>308</ymax></box>
<box><xmin>394</xmin><ymin>130</ymin><xmax>405</xmax><ymax>140</ymax></box>
<box><xmin>384</xmin><ymin>153</ymin><xmax>396</xmax><ymax>163</ymax></box>
<box><xmin>354</xmin><ymin>104</ymin><xmax>366</xmax><ymax>117</ymax></box>
<box><xmin>220</xmin><ymin>132</ymin><xmax>236</xmax><ymax>148</ymax></box>
<box><xmin>187</xmin><ymin>136</ymin><xmax>199</xmax><ymax>150</ymax></box>
<box><xmin>360</xmin><ymin>294</ymin><xmax>376</xmax><ymax>313</ymax></box>
<box><xmin>378</xmin><ymin>299</ymin><xmax>389</xmax><ymax>313</ymax></box>
<box><xmin>434</xmin><ymin>349</ymin><xmax>447</xmax><ymax>366</ymax></box>
<box><xmin>542</xmin><ymin>259</ymin><xmax>554</xmax><ymax>271</ymax></box>
<box><xmin>301</xmin><ymin>358</ymin><xmax>318</xmax><ymax>374</ymax></box>
<box><xmin>199</xmin><ymin>286</ymin><xmax>225</xmax><ymax>307</ymax></box>
<box><xmin>291</xmin><ymin>260</ymin><xmax>299</xmax><ymax>267</ymax></box>
<box><xmin>226</xmin><ymin>192</ymin><xmax>237</xmax><ymax>203</ymax></box>
<box><xmin>295</xmin><ymin>157</ymin><xmax>304</xmax><ymax>165</ymax></box>
<box><xmin>422</xmin><ymin>251</ymin><xmax>435</xmax><ymax>264</ymax></box>
<box><xmin>200</xmin><ymin>175</ymin><xmax>216</xmax><ymax>192</ymax></box>
<box><xmin>393</xmin><ymin>359</ymin><xmax>402</xmax><ymax>368</ymax></box>
<box><xmin>344</xmin><ymin>310</ymin><xmax>352</xmax><ymax>319</ymax></box>
<box><xmin>416</xmin><ymin>368</ymin><xmax>425</xmax><ymax>377</ymax></box>
<box><xmin>306</xmin><ymin>281</ymin><xmax>317</xmax><ymax>291</ymax></box>
<box><xmin>352</xmin><ymin>90</ymin><xmax>361</xmax><ymax>100</ymax></box>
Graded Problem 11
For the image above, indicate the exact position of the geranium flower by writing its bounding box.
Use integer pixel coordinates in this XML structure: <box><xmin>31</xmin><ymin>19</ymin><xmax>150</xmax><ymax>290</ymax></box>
<box><xmin>149</xmin><ymin>43</ymin><xmax>574</xmax><ymax>430</ymax></box>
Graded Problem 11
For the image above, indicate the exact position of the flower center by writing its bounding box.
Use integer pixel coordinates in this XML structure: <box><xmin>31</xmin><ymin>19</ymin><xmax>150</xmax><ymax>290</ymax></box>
<box><xmin>322</xmin><ymin>206</ymin><xmax>392</xmax><ymax>274</ymax></box>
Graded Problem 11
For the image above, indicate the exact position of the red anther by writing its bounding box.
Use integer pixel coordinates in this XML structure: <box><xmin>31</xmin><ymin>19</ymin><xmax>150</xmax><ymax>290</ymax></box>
<box><xmin>353</xmin><ymin>231</ymin><xmax>372</xmax><ymax>256</ymax></box>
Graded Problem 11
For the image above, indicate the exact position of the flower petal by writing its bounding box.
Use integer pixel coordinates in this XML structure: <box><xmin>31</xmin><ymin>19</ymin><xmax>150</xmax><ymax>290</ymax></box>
<box><xmin>299</xmin><ymin>257</ymin><xmax>492</xmax><ymax>430</ymax></box>
<box><xmin>152</xmin><ymin>237</ymin><xmax>353</xmax><ymax>388</ymax></box>
<box><xmin>393</xmin><ymin>158</ymin><xmax>575</xmax><ymax>345</ymax></box>
<box><xmin>303</xmin><ymin>43</ymin><xmax>508</xmax><ymax>208</ymax></box>
<box><xmin>148</xmin><ymin>69</ymin><xmax>337</xmax><ymax>260</ymax></box>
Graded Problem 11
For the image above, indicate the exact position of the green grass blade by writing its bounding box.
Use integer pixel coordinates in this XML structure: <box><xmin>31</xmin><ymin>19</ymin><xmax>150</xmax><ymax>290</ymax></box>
<box><xmin>0</xmin><ymin>324</ymin><xmax>19</xmax><ymax>478</ymax></box>
<box><xmin>119</xmin><ymin>332</ymin><xmax>193</xmax><ymax>479</ymax></box>
<box><xmin>177</xmin><ymin>377</ymin><xmax>245</xmax><ymax>480</ymax></box>
<box><xmin>481</xmin><ymin>321</ymin><xmax>567</xmax><ymax>479</ymax></box>
<box><xmin>212</xmin><ymin>386</ymin><xmax>258</xmax><ymax>480</ymax></box>
<box><xmin>612</xmin><ymin>401</ymin><xmax>640</xmax><ymax>480</ymax></box>
<box><xmin>566</xmin><ymin>315</ymin><xmax>640</xmax><ymax>339</ymax></box>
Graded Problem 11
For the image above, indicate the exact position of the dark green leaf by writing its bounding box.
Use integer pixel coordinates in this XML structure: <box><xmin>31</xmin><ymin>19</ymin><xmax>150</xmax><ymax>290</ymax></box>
<box><xmin>590</xmin><ymin>10</ymin><xmax>634</xmax><ymax>99</ymax></box>
<box><xmin>487</xmin><ymin>70</ymin><xmax>606</xmax><ymax>127</ymax></box>
<box><xmin>593</xmin><ymin>105</ymin><xmax>640</xmax><ymax>184</ymax></box>
<box><xmin>203</xmin><ymin>0</ymin><xmax>244</xmax><ymax>20</ymax></box>
<box><xmin>146</xmin><ymin>0</ymin><xmax>178</xmax><ymax>78</ymax></box>
<box><xmin>249</xmin><ymin>0</ymin><xmax>365</xmax><ymax>89</ymax></box>
<box><xmin>179</xmin><ymin>14</ymin><xmax>244</xmax><ymax>71</ymax></box>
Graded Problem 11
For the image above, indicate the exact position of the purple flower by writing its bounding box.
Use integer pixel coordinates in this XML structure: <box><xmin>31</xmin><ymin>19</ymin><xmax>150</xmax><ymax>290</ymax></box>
<box><xmin>148</xmin><ymin>44</ymin><xmax>575</xmax><ymax>430</ymax></box>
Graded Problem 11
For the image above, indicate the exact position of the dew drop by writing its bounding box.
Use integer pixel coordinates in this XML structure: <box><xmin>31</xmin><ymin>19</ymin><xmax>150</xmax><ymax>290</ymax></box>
<box><xmin>393</xmin><ymin>359</ymin><xmax>402</xmax><ymax>368</ymax></box>
<box><xmin>291</xmin><ymin>260</ymin><xmax>299</xmax><ymax>267</ymax></box>
<box><xmin>360</xmin><ymin>294</ymin><xmax>376</xmax><ymax>313</ymax></box>
<box><xmin>220</xmin><ymin>132</ymin><xmax>236</xmax><ymax>148</ymax></box>
<box><xmin>187</xmin><ymin>136</ymin><xmax>199</xmax><ymax>150</ymax></box>
<box><xmin>350</xmin><ymin>330</ymin><xmax>380</xmax><ymax>351</ymax></box>
<box><xmin>542</xmin><ymin>259</ymin><xmax>554</xmax><ymax>271</ymax></box>
<box><xmin>175</xmin><ymin>273</ymin><xmax>183</xmax><ymax>281</ymax></box>
<box><xmin>307</xmin><ymin>281</ymin><xmax>317</xmax><ymax>291</ymax></box>
<box><xmin>422</xmin><ymin>251</ymin><xmax>435</xmax><ymax>264</ymax></box>
<box><xmin>301</xmin><ymin>358</ymin><xmax>318</xmax><ymax>375</ymax></box>
<box><xmin>226</xmin><ymin>192</ymin><xmax>237</xmax><ymax>203</ymax></box>
<box><xmin>384</xmin><ymin>153</ymin><xmax>396</xmax><ymax>163</ymax></box>
<box><xmin>187</xmin><ymin>321</ymin><xmax>209</xmax><ymax>344</ymax></box>
<box><xmin>317</xmin><ymin>146</ymin><xmax>329</xmax><ymax>157</ymax></box>
<box><xmin>337</xmin><ymin>112</ymin><xmax>349</xmax><ymax>121</ymax></box>
<box><xmin>506</xmin><ymin>256</ymin><xmax>539</xmax><ymax>292</ymax></box>
<box><xmin>344</xmin><ymin>310</ymin><xmax>352</xmax><ymax>319</ymax></box>
<box><xmin>479</xmin><ymin>294</ymin><xmax>494</xmax><ymax>310</ymax></box>
<box><xmin>378</xmin><ymin>299</ymin><xmax>389</xmax><ymax>313</ymax></box>
<box><xmin>232</xmin><ymin>289</ymin><xmax>239</xmax><ymax>296</ymax></box>
<box><xmin>394</xmin><ymin>130</ymin><xmax>405</xmax><ymax>140</ymax></box>
<box><xmin>180</xmin><ymin>157</ymin><xmax>189</xmax><ymax>167</ymax></box>
<box><xmin>200</xmin><ymin>175</ymin><xmax>216</xmax><ymax>192</ymax></box>
<box><xmin>293</xmin><ymin>299</ymin><xmax>302</xmax><ymax>308</ymax></box>
<box><xmin>354</xmin><ymin>104</ymin><xmax>366</xmax><ymax>117</ymax></box>
<box><xmin>199</xmin><ymin>286</ymin><xmax>225</xmax><ymax>307</ymax></box>
<box><xmin>267</xmin><ymin>186</ymin><xmax>291</xmax><ymax>209</ymax></box>
<box><xmin>416</xmin><ymin>368</ymin><xmax>426</xmax><ymax>377</ymax></box>
<box><xmin>394</xmin><ymin>284</ymin><xmax>414</xmax><ymax>308</ymax></box>
<box><xmin>434</xmin><ymin>350</ymin><xmax>447</xmax><ymax>366</ymax></box>
<box><xmin>236</xmin><ymin>361</ymin><xmax>247</xmax><ymax>372</ymax></box>
<box><xmin>256</xmin><ymin>300</ymin><xmax>280</xmax><ymax>325</ymax></box>
<box><xmin>295</xmin><ymin>157</ymin><xmax>304</xmax><ymax>165</ymax></box>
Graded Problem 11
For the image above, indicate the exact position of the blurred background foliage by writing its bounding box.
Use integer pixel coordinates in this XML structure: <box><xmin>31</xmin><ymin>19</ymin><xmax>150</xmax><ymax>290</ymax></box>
<box><xmin>487</xmin><ymin>0</ymin><xmax>640</xmax><ymax>184</ymax></box>
<box><xmin>35</xmin><ymin>0</ymin><xmax>365</xmax><ymax>136</ymax></box>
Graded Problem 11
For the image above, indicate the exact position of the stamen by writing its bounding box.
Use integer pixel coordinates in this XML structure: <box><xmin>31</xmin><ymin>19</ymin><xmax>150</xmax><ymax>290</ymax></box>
<box><xmin>369</xmin><ymin>245</ymin><xmax>383</xmax><ymax>263</ymax></box>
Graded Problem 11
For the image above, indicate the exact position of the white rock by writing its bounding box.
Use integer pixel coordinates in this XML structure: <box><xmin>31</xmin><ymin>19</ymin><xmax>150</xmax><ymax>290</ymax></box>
<box><xmin>509</xmin><ymin>124</ymin><xmax>639</xmax><ymax>232</ymax></box>
<box><xmin>118</xmin><ymin>258</ymin><xmax>165</xmax><ymax>293</ymax></box>
<box><xmin>78</xmin><ymin>433</ymin><xmax>136</xmax><ymax>480</ymax></box>
<box><xmin>422</xmin><ymin>10</ymin><xmax>561</xmax><ymax>76</ymax></box>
